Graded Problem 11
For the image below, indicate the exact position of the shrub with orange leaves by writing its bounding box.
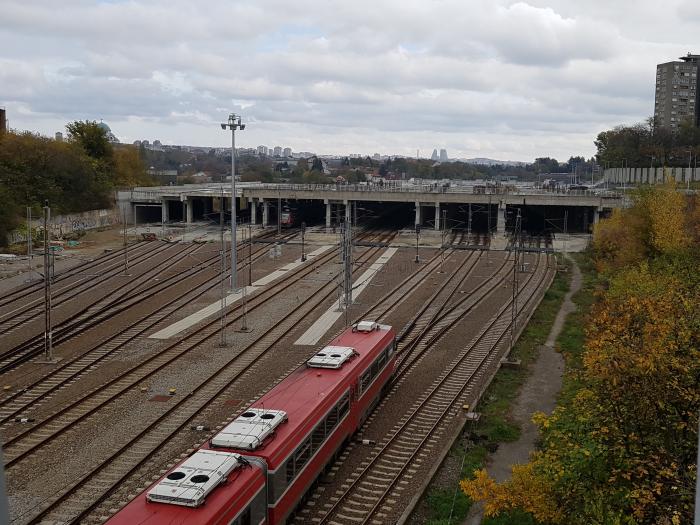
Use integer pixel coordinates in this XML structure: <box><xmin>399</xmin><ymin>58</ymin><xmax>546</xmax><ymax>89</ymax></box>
<box><xmin>462</xmin><ymin>197</ymin><xmax>699</xmax><ymax>523</ymax></box>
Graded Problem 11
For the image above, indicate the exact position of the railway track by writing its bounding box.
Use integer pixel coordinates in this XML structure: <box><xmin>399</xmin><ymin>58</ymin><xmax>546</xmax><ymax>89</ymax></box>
<box><xmin>0</xmin><ymin>231</ymin><xmax>296</xmax><ymax>375</ymax></box>
<box><xmin>0</xmin><ymin>241</ymin><xmax>175</xmax><ymax>334</ymax></box>
<box><xmin>0</xmin><ymin>241</ymin><xmax>150</xmax><ymax>310</ymax></box>
<box><xmin>11</xmin><ymin>232</ymin><xmax>398</xmax><ymax>524</ymax></box>
<box><xmin>313</xmin><ymin>253</ymin><xmax>553</xmax><ymax>524</ymax></box>
<box><xmin>0</xmin><ymin>235</ymin><xmax>296</xmax><ymax>426</ymax></box>
<box><xmin>0</xmin><ymin>243</ymin><xmax>209</xmax><ymax>372</ymax></box>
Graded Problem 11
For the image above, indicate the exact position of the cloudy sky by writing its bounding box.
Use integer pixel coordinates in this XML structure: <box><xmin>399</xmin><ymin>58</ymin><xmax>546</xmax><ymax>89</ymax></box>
<box><xmin>1</xmin><ymin>0</ymin><xmax>698</xmax><ymax>161</ymax></box>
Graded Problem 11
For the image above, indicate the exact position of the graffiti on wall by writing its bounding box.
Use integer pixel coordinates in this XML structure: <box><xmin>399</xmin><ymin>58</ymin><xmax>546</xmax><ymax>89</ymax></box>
<box><xmin>7</xmin><ymin>208</ymin><xmax>120</xmax><ymax>244</ymax></box>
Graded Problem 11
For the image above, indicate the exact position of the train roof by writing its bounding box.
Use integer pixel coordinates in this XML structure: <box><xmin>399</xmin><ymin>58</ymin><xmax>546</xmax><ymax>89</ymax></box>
<box><xmin>207</xmin><ymin>322</ymin><xmax>394</xmax><ymax>468</ymax></box>
<box><xmin>104</xmin><ymin>450</ymin><xmax>265</xmax><ymax>525</ymax></box>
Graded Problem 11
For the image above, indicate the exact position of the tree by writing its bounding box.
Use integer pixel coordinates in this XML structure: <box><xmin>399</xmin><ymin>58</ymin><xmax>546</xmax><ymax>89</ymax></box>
<box><xmin>66</xmin><ymin>120</ymin><xmax>112</xmax><ymax>160</ymax></box>
<box><xmin>462</xmin><ymin>186</ymin><xmax>699</xmax><ymax>524</ymax></box>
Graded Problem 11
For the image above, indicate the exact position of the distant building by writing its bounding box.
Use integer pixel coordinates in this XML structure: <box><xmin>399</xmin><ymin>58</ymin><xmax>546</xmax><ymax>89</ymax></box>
<box><xmin>283</xmin><ymin>147</ymin><xmax>292</xmax><ymax>157</ymax></box>
<box><xmin>654</xmin><ymin>52</ymin><xmax>700</xmax><ymax>130</ymax></box>
<box><xmin>97</xmin><ymin>121</ymin><xmax>119</xmax><ymax>143</ymax></box>
<box><xmin>257</xmin><ymin>145</ymin><xmax>268</xmax><ymax>155</ymax></box>
<box><xmin>273</xmin><ymin>146</ymin><xmax>282</xmax><ymax>157</ymax></box>
<box><xmin>55</xmin><ymin>131</ymin><xmax>63</xmax><ymax>142</ymax></box>
<box><xmin>133</xmin><ymin>140</ymin><xmax>142</xmax><ymax>147</ymax></box>
<box><xmin>431</xmin><ymin>149</ymin><xmax>438</xmax><ymax>161</ymax></box>
<box><xmin>439</xmin><ymin>149</ymin><xmax>448</xmax><ymax>162</ymax></box>
<box><xmin>147</xmin><ymin>168</ymin><xmax>178</xmax><ymax>185</ymax></box>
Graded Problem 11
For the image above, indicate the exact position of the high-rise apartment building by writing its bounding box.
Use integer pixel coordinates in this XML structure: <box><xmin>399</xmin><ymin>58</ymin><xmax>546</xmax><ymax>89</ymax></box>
<box><xmin>439</xmin><ymin>149</ymin><xmax>448</xmax><ymax>162</ymax></box>
<box><xmin>654</xmin><ymin>53</ymin><xmax>699</xmax><ymax>130</ymax></box>
<box><xmin>257</xmin><ymin>145</ymin><xmax>268</xmax><ymax>155</ymax></box>
<box><xmin>283</xmin><ymin>147</ymin><xmax>292</xmax><ymax>157</ymax></box>
<box><xmin>273</xmin><ymin>146</ymin><xmax>282</xmax><ymax>157</ymax></box>
<box><xmin>431</xmin><ymin>149</ymin><xmax>438</xmax><ymax>161</ymax></box>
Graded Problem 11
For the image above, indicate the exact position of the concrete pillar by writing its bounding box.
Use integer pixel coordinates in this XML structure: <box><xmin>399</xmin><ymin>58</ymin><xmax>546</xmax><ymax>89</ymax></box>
<box><xmin>434</xmin><ymin>203</ymin><xmax>440</xmax><ymax>231</ymax></box>
<box><xmin>325</xmin><ymin>200</ymin><xmax>332</xmax><ymax>229</ymax></box>
<box><xmin>262</xmin><ymin>200</ymin><xmax>269</xmax><ymax>227</ymax></box>
<box><xmin>496</xmin><ymin>202</ymin><xmax>506</xmax><ymax>234</ymax></box>
<box><xmin>249</xmin><ymin>199</ymin><xmax>257</xmax><ymax>225</ymax></box>
<box><xmin>415</xmin><ymin>201</ymin><xmax>421</xmax><ymax>226</ymax></box>
<box><xmin>593</xmin><ymin>208</ymin><xmax>600</xmax><ymax>225</ymax></box>
<box><xmin>344</xmin><ymin>201</ymin><xmax>351</xmax><ymax>224</ymax></box>
<box><xmin>161</xmin><ymin>199</ymin><xmax>169</xmax><ymax>224</ymax></box>
<box><xmin>185</xmin><ymin>198</ymin><xmax>193</xmax><ymax>224</ymax></box>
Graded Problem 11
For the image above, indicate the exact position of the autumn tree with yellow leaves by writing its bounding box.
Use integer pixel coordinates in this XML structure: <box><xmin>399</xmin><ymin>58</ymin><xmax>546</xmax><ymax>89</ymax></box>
<box><xmin>462</xmin><ymin>183</ymin><xmax>699</xmax><ymax>524</ymax></box>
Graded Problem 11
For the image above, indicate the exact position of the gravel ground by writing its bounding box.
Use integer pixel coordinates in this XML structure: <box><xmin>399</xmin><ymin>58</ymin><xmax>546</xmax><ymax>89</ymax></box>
<box><xmin>1</xmin><ymin>229</ymin><xmax>555</xmax><ymax>524</ymax></box>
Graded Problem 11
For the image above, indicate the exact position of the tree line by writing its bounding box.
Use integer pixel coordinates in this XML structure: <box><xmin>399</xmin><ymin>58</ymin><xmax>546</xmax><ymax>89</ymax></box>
<box><xmin>462</xmin><ymin>182</ymin><xmax>700</xmax><ymax>523</ymax></box>
<box><xmin>595</xmin><ymin>118</ymin><xmax>700</xmax><ymax>168</ymax></box>
<box><xmin>0</xmin><ymin>121</ymin><xmax>153</xmax><ymax>246</ymax></box>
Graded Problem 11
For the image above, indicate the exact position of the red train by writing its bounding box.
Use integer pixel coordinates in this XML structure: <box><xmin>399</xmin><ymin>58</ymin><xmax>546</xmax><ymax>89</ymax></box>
<box><xmin>280</xmin><ymin>209</ymin><xmax>295</xmax><ymax>228</ymax></box>
<box><xmin>106</xmin><ymin>321</ymin><xmax>396</xmax><ymax>525</ymax></box>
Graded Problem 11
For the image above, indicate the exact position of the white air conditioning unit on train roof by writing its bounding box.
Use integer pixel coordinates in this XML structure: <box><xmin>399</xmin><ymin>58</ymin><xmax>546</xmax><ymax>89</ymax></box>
<box><xmin>147</xmin><ymin>450</ymin><xmax>241</xmax><ymax>507</ymax></box>
<box><xmin>211</xmin><ymin>408</ymin><xmax>287</xmax><ymax>450</ymax></box>
<box><xmin>355</xmin><ymin>321</ymin><xmax>379</xmax><ymax>332</ymax></box>
<box><xmin>307</xmin><ymin>346</ymin><xmax>356</xmax><ymax>369</ymax></box>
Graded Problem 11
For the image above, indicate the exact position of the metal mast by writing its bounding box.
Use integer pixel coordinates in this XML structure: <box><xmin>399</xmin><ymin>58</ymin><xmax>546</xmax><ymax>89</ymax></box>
<box><xmin>220</xmin><ymin>114</ymin><xmax>245</xmax><ymax>291</ymax></box>
<box><xmin>510</xmin><ymin>208</ymin><xmax>522</xmax><ymax>353</ymax></box>
<box><xmin>43</xmin><ymin>202</ymin><xmax>53</xmax><ymax>361</ymax></box>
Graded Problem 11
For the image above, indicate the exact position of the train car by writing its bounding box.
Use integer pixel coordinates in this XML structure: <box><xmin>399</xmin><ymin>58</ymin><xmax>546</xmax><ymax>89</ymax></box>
<box><xmin>105</xmin><ymin>450</ymin><xmax>267</xmax><ymax>524</ymax></box>
<box><xmin>280</xmin><ymin>209</ymin><xmax>295</xmax><ymax>228</ymax></box>
<box><xmin>106</xmin><ymin>321</ymin><xmax>396</xmax><ymax>525</ymax></box>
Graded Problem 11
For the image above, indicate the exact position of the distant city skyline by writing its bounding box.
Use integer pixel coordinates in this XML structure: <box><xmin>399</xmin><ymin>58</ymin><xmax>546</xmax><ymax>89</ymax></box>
<box><xmin>2</xmin><ymin>1</ymin><xmax>699</xmax><ymax>161</ymax></box>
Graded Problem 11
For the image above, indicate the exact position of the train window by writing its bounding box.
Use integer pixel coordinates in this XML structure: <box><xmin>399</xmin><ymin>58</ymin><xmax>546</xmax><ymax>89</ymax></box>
<box><xmin>377</xmin><ymin>349</ymin><xmax>387</xmax><ymax>369</ymax></box>
<box><xmin>311</xmin><ymin>423</ymin><xmax>325</xmax><ymax>451</ymax></box>
<box><xmin>371</xmin><ymin>360</ymin><xmax>379</xmax><ymax>378</ymax></box>
<box><xmin>338</xmin><ymin>394</ymin><xmax>350</xmax><ymax>418</ymax></box>
<box><xmin>295</xmin><ymin>438</ymin><xmax>312</xmax><ymax>471</ymax></box>
<box><xmin>360</xmin><ymin>370</ymin><xmax>371</xmax><ymax>393</ymax></box>
<box><xmin>285</xmin><ymin>458</ymin><xmax>295</xmax><ymax>483</ymax></box>
<box><xmin>326</xmin><ymin>406</ymin><xmax>339</xmax><ymax>431</ymax></box>
<box><xmin>241</xmin><ymin>507</ymin><xmax>251</xmax><ymax>525</ymax></box>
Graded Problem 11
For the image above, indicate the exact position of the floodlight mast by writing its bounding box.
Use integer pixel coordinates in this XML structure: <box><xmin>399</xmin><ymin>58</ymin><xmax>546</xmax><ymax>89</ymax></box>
<box><xmin>220</xmin><ymin>114</ymin><xmax>245</xmax><ymax>291</ymax></box>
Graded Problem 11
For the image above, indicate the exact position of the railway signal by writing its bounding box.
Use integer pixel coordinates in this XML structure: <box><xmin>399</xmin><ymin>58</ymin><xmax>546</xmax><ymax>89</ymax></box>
<box><xmin>301</xmin><ymin>222</ymin><xmax>307</xmax><ymax>262</ymax></box>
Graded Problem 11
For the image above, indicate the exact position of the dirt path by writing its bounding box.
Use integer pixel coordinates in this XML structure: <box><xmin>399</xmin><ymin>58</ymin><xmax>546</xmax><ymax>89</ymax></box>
<box><xmin>464</xmin><ymin>256</ymin><xmax>582</xmax><ymax>524</ymax></box>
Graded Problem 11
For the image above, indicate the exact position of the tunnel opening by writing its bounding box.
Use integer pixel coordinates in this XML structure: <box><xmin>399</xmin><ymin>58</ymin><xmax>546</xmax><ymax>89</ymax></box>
<box><xmin>507</xmin><ymin>205</ymin><xmax>595</xmax><ymax>234</ymax></box>
<box><xmin>134</xmin><ymin>204</ymin><xmax>162</xmax><ymax>224</ymax></box>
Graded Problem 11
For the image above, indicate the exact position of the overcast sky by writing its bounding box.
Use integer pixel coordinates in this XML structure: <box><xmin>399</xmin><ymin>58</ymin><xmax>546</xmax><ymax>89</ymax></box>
<box><xmin>1</xmin><ymin>0</ymin><xmax>698</xmax><ymax>161</ymax></box>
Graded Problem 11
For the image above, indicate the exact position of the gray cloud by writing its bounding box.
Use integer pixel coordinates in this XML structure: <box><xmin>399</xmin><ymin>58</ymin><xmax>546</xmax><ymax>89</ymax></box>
<box><xmin>0</xmin><ymin>0</ymin><xmax>692</xmax><ymax>160</ymax></box>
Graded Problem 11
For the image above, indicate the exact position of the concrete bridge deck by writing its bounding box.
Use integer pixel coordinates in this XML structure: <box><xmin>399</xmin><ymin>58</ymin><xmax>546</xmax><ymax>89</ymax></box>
<box><xmin>118</xmin><ymin>182</ymin><xmax>625</xmax><ymax>234</ymax></box>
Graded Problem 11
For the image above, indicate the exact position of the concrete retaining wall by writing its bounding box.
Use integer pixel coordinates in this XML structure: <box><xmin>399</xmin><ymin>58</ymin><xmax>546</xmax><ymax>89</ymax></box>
<box><xmin>7</xmin><ymin>208</ymin><xmax>120</xmax><ymax>244</ymax></box>
<box><xmin>604</xmin><ymin>167</ymin><xmax>699</xmax><ymax>185</ymax></box>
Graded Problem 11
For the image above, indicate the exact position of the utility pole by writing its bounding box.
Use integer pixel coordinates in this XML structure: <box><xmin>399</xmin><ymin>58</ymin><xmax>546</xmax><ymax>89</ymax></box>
<box><xmin>341</xmin><ymin>220</ymin><xmax>353</xmax><ymax>327</ymax></box>
<box><xmin>26</xmin><ymin>207</ymin><xmax>33</xmax><ymax>282</ymax></box>
<box><xmin>43</xmin><ymin>201</ymin><xmax>53</xmax><ymax>362</ymax></box>
<box><xmin>440</xmin><ymin>209</ymin><xmax>447</xmax><ymax>272</ymax></box>
<box><xmin>277</xmin><ymin>195</ymin><xmax>282</xmax><ymax>236</ymax></box>
<box><xmin>238</xmin><ymin>225</ymin><xmax>250</xmax><ymax>333</ymax></box>
<box><xmin>487</xmin><ymin>194</ymin><xmax>492</xmax><ymax>265</ymax></box>
<box><xmin>219</xmin><ymin>189</ymin><xmax>227</xmax><ymax>347</ymax></box>
<box><xmin>248</xmin><ymin>224</ymin><xmax>253</xmax><ymax>287</ymax></box>
<box><xmin>122</xmin><ymin>207</ymin><xmax>129</xmax><ymax>275</ymax></box>
<box><xmin>510</xmin><ymin>208</ymin><xmax>522</xmax><ymax>354</ymax></box>
<box><xmin>467</xmin><ymin>203</ymin><xmax>472</xmax><ymax>244</ymax></box>
<box><xmin>414</xmin><ymin>224</ymin><xmax>420</xmax><ymax>263</ymax></box>
<box><xmin>220</xmin><ymin>113</ymin><xmax>245</xmax><ymax>291</ymax></box>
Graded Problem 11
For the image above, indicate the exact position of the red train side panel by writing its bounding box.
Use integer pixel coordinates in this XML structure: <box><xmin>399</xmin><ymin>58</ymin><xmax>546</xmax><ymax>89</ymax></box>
<box><xmin>105</xmin><ymin>451</ymin><xmax>266</xmax><ymax>525</ymax></box>
<box><xmin>105</xmin><ymin>322</ymin><xmax>396</xmax><ymax>525</ymax></box>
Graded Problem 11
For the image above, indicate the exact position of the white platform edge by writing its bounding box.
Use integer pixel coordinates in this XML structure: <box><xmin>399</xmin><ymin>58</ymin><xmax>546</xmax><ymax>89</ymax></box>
<box><xmin>149</xmin><ymin>245</ymin><xmax>333</xmax><ymax>339</ymax></box>
<box><xmin>294</xmin><ymin>247</ymin><xmax>398</xmax><ymax>346</ymax></box>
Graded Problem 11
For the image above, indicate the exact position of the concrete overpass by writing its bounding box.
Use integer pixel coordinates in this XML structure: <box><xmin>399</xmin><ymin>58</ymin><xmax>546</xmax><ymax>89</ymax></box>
<box><xmin>118</xmin><ymin>182</ymin><xmax>625</xmax><ymax>235</ymax></box>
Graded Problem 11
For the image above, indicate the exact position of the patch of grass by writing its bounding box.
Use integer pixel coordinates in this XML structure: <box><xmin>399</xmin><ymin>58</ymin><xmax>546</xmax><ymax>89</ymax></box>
<box><xmin>421</xmin><ymin>261</ymin><xmax>574</xmax><ymax>524</ymax></box>
<box><xmin>483</xmin><ymin>509</ymin><xmax>538</xmax><ymax>525</ymax></box>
